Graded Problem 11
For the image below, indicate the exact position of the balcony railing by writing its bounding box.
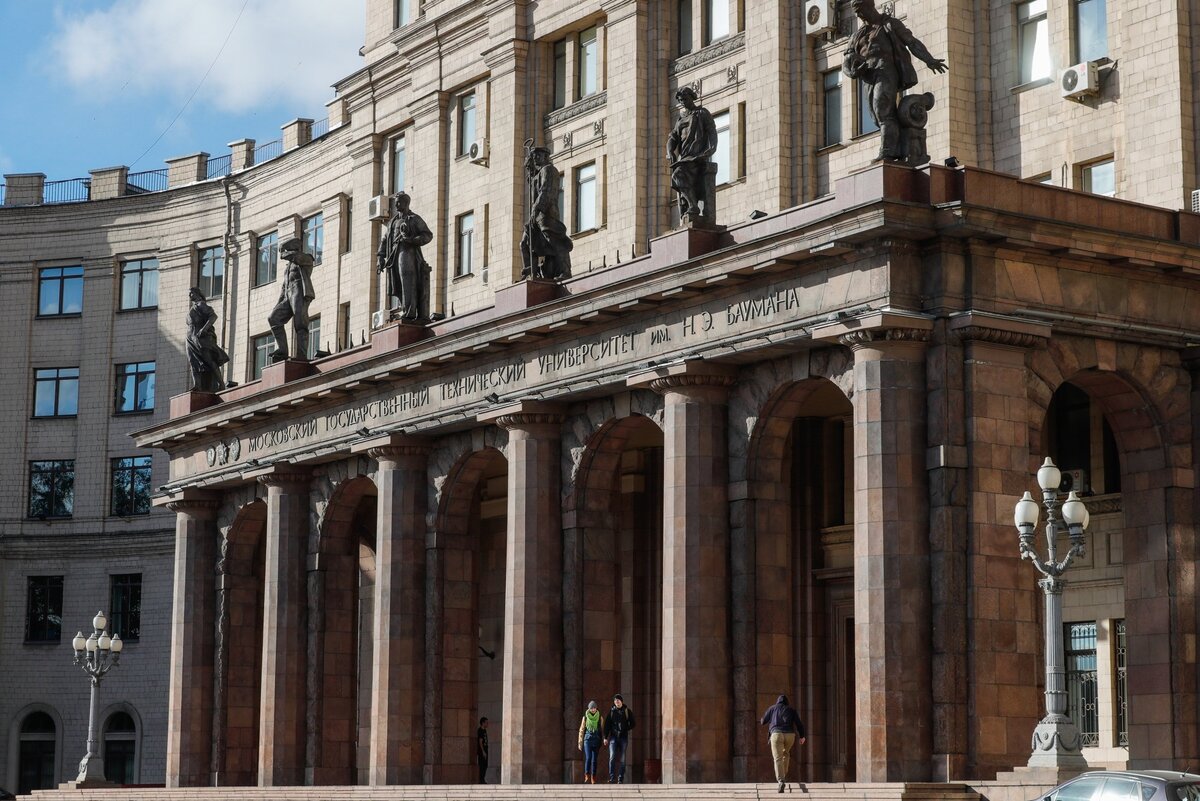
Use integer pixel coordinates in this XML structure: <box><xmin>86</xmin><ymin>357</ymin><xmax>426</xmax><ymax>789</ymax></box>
<box><xmin>43</xmin><ymin>178</ymin><xmax>91</xmax><ymax>204</ymax></box>
<box><xmin>312</xmin><ymin>117</ymin><xmax>330</xmax><ymax>139</ymax></box>
<box><xmin>253</xmin><ymin>138</ymin><xmax>283</xmax><ymax>163</ymax></box>
<box><xmin>206</xmin><ymin>154</ymin><xmax>233</xmax><ymax>180</ymax></box>
<box><xmin>127</xmin><ymin>169</ymin><xmax>169</xmax><ymax>194</ymax></box>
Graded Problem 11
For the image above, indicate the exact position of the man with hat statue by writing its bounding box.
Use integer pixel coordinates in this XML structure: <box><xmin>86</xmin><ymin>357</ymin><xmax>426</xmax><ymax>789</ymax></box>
<box><xmin>377</xmin><ymin>191</ymin><xmax>435</xmax><ymax>321</ymax></box>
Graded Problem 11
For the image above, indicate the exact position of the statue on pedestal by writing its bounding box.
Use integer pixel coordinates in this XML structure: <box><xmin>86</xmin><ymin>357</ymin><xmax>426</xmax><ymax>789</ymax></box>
<box><xmin>520</xmin><ymin>142</ymin><xmax>573</xmax><ymax>280</ymax></box>
<box><xmin>377</xmin><ymin>191</ymin><xmax>434</xmax><ymax>321</ymax></box>
<box><xmin>267</xmin><ymin>237</ymin><xmax>316</xmax><ymax>361</ymax></box>
<box><xmin>667</xmin><ymin>86</ymin><xmax>719</xmax><ymax>225</ymax></box>
<box><xmin>186</xmin><ymin>287</ymin><xmax>229</xmax><ymax>392</ymax></box>
<box><xmin>843</xmin><ymin>0</ymin><xmax>946</xmax><ymax>165</ymax></box>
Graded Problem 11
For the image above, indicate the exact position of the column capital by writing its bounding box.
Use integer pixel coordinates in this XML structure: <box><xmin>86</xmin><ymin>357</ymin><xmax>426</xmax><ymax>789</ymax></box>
<box><xmin>478</xmin><ymin>400</ymin><xmax>566</xmax><ymax>431</ymax></box>
<box><xmin>949</xmin><ymin>311</ymin><xmax>1051</xmax><ymax>349</ymax></box>
<box><xmin>810</xmin><ymin>309</ymin><xmax>934</xmax><ymax>351</ymax></box>
<box><xmin>158</xmin><ymin>488</ymin><xmax>220</xmax><ymax>517</ymax></box>
<box><xmin>245</xmin><ymin>464</ymin><xmax>311</xmax><ymax>489</ymax></box>
<box><xmin>351</xmin><ymin>432</ymin><xmax>433</xmax><ymax>463</ymax></box>
<box><xmin>628</xmin><ymin>360</ymin><xmax>737</xmax><ymax>400</ymax></box>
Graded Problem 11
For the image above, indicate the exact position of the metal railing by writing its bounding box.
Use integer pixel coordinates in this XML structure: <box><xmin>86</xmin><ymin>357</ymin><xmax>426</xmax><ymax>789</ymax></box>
<box><xmin>206</xmin><ymin>154</ymin><xmax>233</xmax><ymax>180</ymax></box>
<box><xmin>127</xmin><ymin>169</ymin><xmax>169</xmax><ymax>194</ymax></box>
<box><xmin>43</xmin><ymin>178</ymin><xmax>91</xmax><ymax>204</ymax></box>
<box><xmin>311</xmin><ymin>117</ymin><xmax>330</xmax><ymax>139</ymax></box>
<box><xmin>253</xmin><ymin>138</ymin><xmax>283</xmax><ymax>163</ymax></box>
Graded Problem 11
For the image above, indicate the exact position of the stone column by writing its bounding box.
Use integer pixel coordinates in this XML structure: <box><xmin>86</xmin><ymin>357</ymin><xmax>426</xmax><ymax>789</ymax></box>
<box><xmin>351</xmin><ymin>434</ymin><xmax>431</xmax><ymax>785</ymax></box>
<box><xmin>164</xmin><ymin>492</ymin><xmax>220</xmax><ymax>788</ymax></box>
<box><xmin>251</xmin><ymin>466</ymin><xmax>311</xmax><ymax>786</ymax></box>
<box><xmin>824</xmin><ymin>314</ymin><xmax>935</xmax><ymax>782</ymax></box>
<box><xmin>630</xmin><ymin>362</ymin><xmax>737</xmax><ymax>783</ymax></box>
<box><xmin>479</xmin><ymin>401</ymin><xmax>566</xmax><ymax>784</ymax></box>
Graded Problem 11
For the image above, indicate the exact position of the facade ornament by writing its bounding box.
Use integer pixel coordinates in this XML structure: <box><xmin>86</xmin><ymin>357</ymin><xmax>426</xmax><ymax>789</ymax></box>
<box><xmin>520</xmin><ymin>140</ymin><xmax>574</xmax><ymax>281</ymax></box>
<box><xmin>726</xmin><ymin>64</ymin><xmax>739</xmax><ymax>84</ymax></box>
<box><xmin>267</xmin><ymin>237</ymin><xmax>316</xmax><ymax>361</ymax></box>
<box><xmin>377</xmin><ymin>191</ymin><xmax>434</xmax><ymax>322</ymax></box>
<box><xmin>667</xmin><ymin>86</ymin><xmax>719</xmax><ymax>226</ymax></box>
<box><xmin>837</xmin><ymin>326</ymin><xmax>932</xmax><ymax>348</ymax></box>
<box><xmin>561</xmin><ymin>131</ymin><xmax>573</xmax><ymax>149</ymax></box>
<box><xmin>186</xmin><ymin>287</ymin><xmax>230</xmax><ymax>393</ymax></box>
<box><xmin>842</xmin><ymin>0</ymin><xmax>946</xmax><ymax>165</ymax></box>
<box><xmin>592</xmin><ymin>119</ymin><xmax>605</xmax><ymax>137</ymax></box>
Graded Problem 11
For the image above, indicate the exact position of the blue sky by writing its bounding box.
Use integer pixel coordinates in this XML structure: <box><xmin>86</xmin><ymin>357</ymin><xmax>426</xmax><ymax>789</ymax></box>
<box><xmin>0</xmin><ymin>1</ymin><xmax>364</xmax><ymax>181</ymax></box>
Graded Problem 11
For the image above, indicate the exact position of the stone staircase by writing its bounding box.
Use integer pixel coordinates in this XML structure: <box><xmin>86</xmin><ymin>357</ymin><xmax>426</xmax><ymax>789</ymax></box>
<box><xmin>26</xmin><ymin>782</ymin><xmax>989</xmax><ymax>801</ymax></box>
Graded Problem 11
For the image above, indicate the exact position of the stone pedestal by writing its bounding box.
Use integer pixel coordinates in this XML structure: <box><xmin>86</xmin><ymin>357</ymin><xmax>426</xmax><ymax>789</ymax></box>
<box><xmin>479</xmin><ymin>401</ymin><xmax>566</xmax><ymax>784</ymax></box>
<box><xmin>630</xmin><ymin>362</ymin><xmax>737</xmax><ymax>783</ymax></box>
<box><xmin>494</xmin><ymin>278</ymin><xmax>561</xmax><ymax>315</ymax></box>
<box><xmin>251</xmin><ymin>466</ymin><xmax>311</xmax><ymax>786</ymax></box>
<box><xmin>370</xmin><ymin>320</ymin><xmax>430</xmax><ymax>354</ymax></box>
<box><xmin>649</xmin><ymin>223</ymin><xmax>725</xmax><ymax>267</ymax></box>
<box><xmin>352</xmin><ymin>434</ymin><xmax>431</xmax><ymax>785</ymax></box>
<box><xmin>162</xmin><ymin>492</ymin><xmax>220</xmax><ymax>787</ymax></box>
<box><xmin>170</xmin><ymin>390</ymin><xmax>221</xmax><ymax>418</ymax></box>
<box><xmin>261</xmin><ymin>359</ymin><xmax>314</xmax><ymax>389</ymax></box>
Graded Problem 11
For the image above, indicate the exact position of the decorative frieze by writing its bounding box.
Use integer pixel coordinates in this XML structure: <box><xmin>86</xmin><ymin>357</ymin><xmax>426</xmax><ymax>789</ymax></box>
<box><xmin>543</xmin><ymin>91</ymin><xmax>608</xmax><ymax>129</ymax></box>
<box><xmin>669</xmin><ymin>33</ymin><xmax>746</xmax><ymax>76</ymax></box>
<box><xmin>837</xmin><ymin>327</ymin><xmax>932</xmax><ymax>348</ymax></box>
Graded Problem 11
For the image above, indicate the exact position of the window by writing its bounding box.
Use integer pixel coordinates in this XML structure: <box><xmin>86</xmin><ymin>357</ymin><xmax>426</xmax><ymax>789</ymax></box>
<box><xmin>1057</xmin><ymin>778</ymin><xmax>1107</xmax><ymax>801</ymax></box>
<box><xmin>17</xmin><ymin>712</ymin><xmax>57</xmax><ymax>795</ymax></box>
<box><xmin>578</xmin><ymin>26</ymin><xmax>599</xmax><ymax>99</ymax></box>
<box><xmin>114</xmin><ymin>361</ymin><xmax>155</xmax><ymax>414</ymax></box>
<box><xmin>574</xmin><ymin>163</ymin><xmax>598</xmax><ymax>232</ymax></box>
<box><xmin>1100</xmin><ymin>779</ymin><xmax>1142</xmax><ymax>801</ymax></box>
<box><xmin>25</xmin><ymin>576</ymin><xmax>64</xmax><ymax>641</ymax></box>
<box><xmin>394</xmin><ymin>0</ymin><xmax>409</xmax><ymax>27</ymax></box>
<box><xmin>1115</xmin><ymin>619</ymin><xmax>1127</xmax><ymax>746</ymax></box>
<box><xmin>338</xmin><ymin>302</ymin><xmax>352</xmax><ymax>350</ymax></box>
<box><xmin>251</xmin><ymin>334</ymin><xmax>277</xmax><ymax>381</ymax></box>
<box><xmin>255</xmin><ymin>232</ymin><xmax>279</xmax><ymax>286</ymax></box>
<box><xmin>119</xmin><ymin>258</ymin><xmax>158</xmax><ymax>310</ymax></box>
<box><xmin>678</xmin><ymin>0</ymin><xmax>693</xmax><ymax>54</ymax></box>
<box><xmin>823</xmin><ymin>70</ymin><xmax>843</xmax><ymax>146</ymax></box>
<box><xmin>109</xmin><ymin>574</ymin><xmax>142</xmax><ymax>641</ymax></box>
<box><xmin>459</xmin><ymin>92</ymin><xmax>477</xmax><ymax>156</ymax></box>
<box><xmin>198</xmin><ymin>245</ymin><xmax>225</xmax><ymax>298</ymax></box>
<box><xmin>713</xmin><ymin>112</ymin><xmax>732</xmax><ymax>184</ymax></box>
<box><xmin>34</xmin><ymin>367</ymin><xmax>79</xmax><ymax>417</ymax></box>
<box><xmin>1074</xmin><ymin>0</ymin><xmax>1106</xmax><ymax>62</ymax></box>
<box><xmin>557</xmin><ymin>173</ymin><xmax>566</xmax><ymax>222</ymax></box>
<box><xmin>858</xmin><ymin>81</ymin><xmax>879</xmax><ymax>135</ymax></box>
<box><xmin>308</xmin><ymin>315</ymin><xmax>323</xmax><ymax>357</ymax></box>
<box><xmin>1065</xmin><ymin>621</ymin><xmax>1099</xmax><ymax>747</ymax></box>
<box><xmin>391</xmin><ymin>134</ymin><xmax>407</xmax><ymax>193</ymax></box>
<box><xmin>29</xmin><ymin>461</ymin><xmax>74</xmax><ymax>518</ymax></box>
<box><xmin>456</xmin><ymin>212</ymin><xmax>475</xmax><ymax>277</ymax></box>
<box><xmin>111</xmin><ymin>456</ymin><xmax>152</xmax><ymax>517</ymax></box>
<box><xmin>1032</xmin><ymin>173</ymin><xmax>1054</xmax><ymax>184</ymax></box>
<box><xmin>1018</xmin><ymin>0</ymin><xmax>1051</xmax><ymax>84</ymax></box>
<box><xmin>38</xmin><ymin>265</ymin><xmax>84</xmax><ymax>316</ymax></box>
<box><xmin>302</xmin><ymin>213</ymin><xmax>324</xmax><ymax>265</ymax></box>
<box><xmin>704</xmin><ymin>0</ymin><xmax>730</xmax><ymax>45</ymax></box>
<box><xmin>103</xmin><ymin>712</ymin><xmax>137</xmax><ymax>785</ymax></box>
<box><xmin>1082</xmin><ymin>159</ymin><xmax>1115</xmax><ymax>196</ymax></box>
<box><xmin>553</xmin><ymin>40</ymin><xmax>568</xmax><ymax>109</ymax></box>
<box><xmin>342</xmin><ymin>201</ymin><xmax>353</xmax><ymax>254</ymax></box>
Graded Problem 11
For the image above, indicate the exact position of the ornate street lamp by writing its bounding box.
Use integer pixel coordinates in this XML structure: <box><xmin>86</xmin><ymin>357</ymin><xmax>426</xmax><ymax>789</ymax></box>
<box><xmin>71</xmin><ymin>610</ymin><xmax>124</xmax><ymax>785</ymax></box>
<box><xmin>1013</xmin><ymin>457</ymin><xmax>1090</xmax><ymax>770</ymax></box>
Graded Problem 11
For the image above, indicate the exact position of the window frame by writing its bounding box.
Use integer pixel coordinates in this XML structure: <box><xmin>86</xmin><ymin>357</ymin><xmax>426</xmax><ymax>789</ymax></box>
<box><xmin>455</xmin><ymin>211</ymin><xmax>476</xmax><ymax>278</ymax></box>
<box><xmin>1017</xmin><ymin>0</ymin><xmax>1051</xmax><ymax>85</ymax></box>
<box><xmin>302</xmin><ymin>213</ymin><xmax>324</xmax><ymax>266</ymax></box>
<box><xmin>118</xmin><ymin>258</ymin><xmax>159</xmax><ymax>311</ymax></box>
<box><xmin>713</xmin><ymin>111</ymin><xmax>732</xmax><ymax>185</ymax></box>
<box><xmin>109</xmin><ymin>574</ymin><xmax>142</xmax><ymax>641</ymax></box>
<box><xmin>857</xmin><ymin>79</ymin><xmax>880</xmax><ymax>136</ymax></box>
<box><xmin>823</xmin><ymin>69</ymin><xmax>843</xmax><ymax>147</ymax></box>
<box><xmin>28</xmin><ymin>460</ymin><xmax>75</xmax><ymax>519</ymax></box>
<box><xmin>34</xmin><ymin>367</ymin><xmax>80</xmax><ymax>418</ymax></box>
<box><xmin>703</xmin><ymin>0</ymin><xmax>731</xmax><ymax>46</ymax></box>
<box><xmin>1064</xmin><ymin>620</ymin><xmax>1100</xmax><ymax>748</ymax></box>
<box><xmin>458</xmin><ymin>91</ymin><xmax>478</xmax><ymax>156</ymax></box>
<box><xmin>1073</xmin><ymin>0</ymin><xmax>1107</xmax><ymax>63</ymax></box>
<box><xmin>25</xmin><ymin>576</ymin><xmax>64</xmax><ymax>643</ymax></box>
<box><xmin>308</xmin><ymin>315</ymin><xmax>323</xmax><ymax>358</ymax></box>
<box><xmin>114</xmin><ymin>361</ymin><xmax>156</xmax><ymax>415</ymax></box>
<box><xmin>1081</xmin><ymin>158</ymin><xmax>1115</xmax><ymax>196</ymax></box>
<box><xmin>394</xmin><ymin>0</ymin><xmax>409</xmax><ymax>27</ymax></box>
<box><xmin>678</xmin><ymin>0</ymin><xmax>694</xmax><ymax>55</ymax></box>
<box><xmin>577</xmin><ymin>26</ymin><xmax>599</xmax><ymax>100</ymax></box>
<box><xmin>553</xmin><ymin>40</ymin><xmax>568</xmax><ymax>109</ymax></box>
<box><xmin>197</xmin><ymin>244</ymin><xmax>225</xmax><ymax>298</ymax></box>
<box><xmin>37</xmin><ymin>265</ymin><xmax>84</xmax><ymax>318</ymax></box>
<box><xmin>574</xmin><ymin>162</ymin><xmax>598</xmax><ymax>233</ymax></box>
<box><xmin>251</xmin><ymin>333</ymin><xmax>278</xmax><ymax>381</ymax></box>
<box><xmin>255</xmin><ymin>231</ymin><xmax>279</xmax><ymax>287</ymax></box>
<box><xmin>110</xmin><ymin>456</ymin><xmax>152</xmax><ymax>517</ymax></box>
<box><xmin>391</xmin><ymin>133</ymin><xmax>408</xmax><ymax>194</ymax></box>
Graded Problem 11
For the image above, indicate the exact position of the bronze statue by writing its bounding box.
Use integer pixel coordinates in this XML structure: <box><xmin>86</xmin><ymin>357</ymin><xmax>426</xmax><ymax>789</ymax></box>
<box><xmin>377</xmin><ymin>191</ymin><xmax>434</xmax><ymax>320</ymax></box>
<box><xmin>520</xmin><ymin>143</ymin><xmax>573</xmax><ymax>280</ymax></box>
<box><xmin>267</xmin><ymin>237</ymin><xmax>316</xmax><ymax>361</ymax></box>
<box><xmin>843</xmin><ymin>0</ymin><xmax>946</xmax><ymax>164</ymax></box>
<box><xmin>186</xmin><ymin>287</ymin><xmax>229</xmax><ymax>392</ymax></box>
<box><xmin>666</xmin><ymin>86</ymin><xmax>719</xmax><ymax>224</ymax></box>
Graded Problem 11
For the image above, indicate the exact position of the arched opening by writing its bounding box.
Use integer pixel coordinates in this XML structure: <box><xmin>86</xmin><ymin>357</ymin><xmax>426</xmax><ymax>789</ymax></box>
<box><xmin>18</xmin><ymin>710</ymin><xmax>57</xmax><ymax>794</ymax></box>
<box><xmin>431</xmin><ymin>447</ymin><xmax>507</xmax><ymax>784</ymax></box>
<box><xmin>217</xmin><ymin>499</ymin><xmax>266</xmax><ymax>786</ymax></box>
<box><xmin>310</xmin><ymin>475</ymin><xmax>377</xmax><ymax>785</ymax></box>
<box><xmin>569</xmin><ymin>415</ymin><xmax>665</xmax><ymax>783</ymax></box>
<box><xmin>747</xmin><ymin>378</ymin><xmax>854</xmax><ymax>782</ymax></box>
<box><xmin>102</xmin><ymin>711</ymin><xmax>137</xmax><ymax>784</ymax></box>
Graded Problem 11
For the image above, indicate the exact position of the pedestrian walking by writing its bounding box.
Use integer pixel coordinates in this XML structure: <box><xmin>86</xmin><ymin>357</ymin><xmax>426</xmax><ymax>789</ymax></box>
<box><xmin>760</xmin><ymin>694</ymin><xmax>806</xmax><ymax>793</ymax></box>
<box><xmin>577</xmin><ymin>700</ymin><xmax>606</xmax><ymax>783</ymax></box>
<box><xmin>476</xmin><ymin>716</ymin><xmax>490</xmax><ymax>783</ymax></box>
<box><xmin>604</xmin><ymin>693</ymin><xmax>636</xmax><ymax>783</ymax></box>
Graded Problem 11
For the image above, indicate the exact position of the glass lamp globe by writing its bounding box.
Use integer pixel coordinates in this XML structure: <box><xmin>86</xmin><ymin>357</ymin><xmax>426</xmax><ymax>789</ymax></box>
<box><xmin>93</xmin><ymin>611</ymin><xmax>107</xmax><ymax>632</ymax></box>
<box><xmin>98</xmin><ymin>632</ymin><xmax>112</xmax><ymax>651</ymax></box>
<box><xmin>85</xmin><ymin>633</ymin><xmax>98</xmax><ymax>652</ymax></box>
<box><xmin>111</xmin><ymin>634</ymin><xmax>123</xmax><ymax>653</ymax></box>
<box><xmin>1014</xmin><ymin>491</ymin><xmax>1039</xmax><ymax>527</ymax></box>
<box><xmin>72</xmin><ymin>632</ymin><xmax>86</xmax><ymax>651</ymax></box>
<box><xmin>1036</xmin><ymin>458</ymin><xmax>1062</xmax><ymax>492</ymax></box>
<box><xmin>1061</xmin><ymin>491</ymin><xmax>1086</xmax><ymax>527</ymax></box>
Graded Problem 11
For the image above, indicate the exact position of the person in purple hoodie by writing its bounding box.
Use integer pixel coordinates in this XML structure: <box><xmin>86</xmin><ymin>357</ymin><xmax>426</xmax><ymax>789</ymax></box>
<box><xmin>760</xmin><ymin>694</ymin><xmax>807</xmax><ymax>793</ymax></box>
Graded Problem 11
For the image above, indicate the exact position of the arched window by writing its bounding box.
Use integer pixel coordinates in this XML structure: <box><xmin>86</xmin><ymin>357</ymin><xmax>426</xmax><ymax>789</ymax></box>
<box><xmin>102</xmin><ymin>711</ymin><xmax>137</xmax><ymax>785</ymax></box>
<box><xmin>18</xmin><ymin>711</ymin><xmax>57</xmax><ymax>794</ymax></box>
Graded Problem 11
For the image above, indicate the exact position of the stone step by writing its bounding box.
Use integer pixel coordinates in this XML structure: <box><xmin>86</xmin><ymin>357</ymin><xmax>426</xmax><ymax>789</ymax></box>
<box><xmin>25</xmin><ymin>782</ymin><xmax>983</xmax><ymax>801</ymax></box>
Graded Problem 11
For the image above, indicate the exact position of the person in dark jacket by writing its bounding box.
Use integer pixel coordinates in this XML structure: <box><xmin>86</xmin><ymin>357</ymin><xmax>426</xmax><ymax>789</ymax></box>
<box><xmin>760</xmin><ymin>694</ymin><xmax>806</xmax><ymax>793</ymax></box>
<box><xmin>604</xmin><ymin>694</ymin><xmax>635</xmax><ymax>783</ymax></box>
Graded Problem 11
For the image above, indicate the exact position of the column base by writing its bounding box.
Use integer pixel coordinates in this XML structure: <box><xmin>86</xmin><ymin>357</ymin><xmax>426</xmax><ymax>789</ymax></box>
<box><xmin>1026</xmin><ymin>717</ymin><xmax>1089</xmax><ymax>770</ymax></box>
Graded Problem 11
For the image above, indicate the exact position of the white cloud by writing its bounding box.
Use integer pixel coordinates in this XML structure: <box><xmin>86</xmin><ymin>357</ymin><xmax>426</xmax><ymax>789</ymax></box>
<box><xmin>48</xmin><ymin>0</ymin><xmax>363</xmax><ymax>114</ymax></box>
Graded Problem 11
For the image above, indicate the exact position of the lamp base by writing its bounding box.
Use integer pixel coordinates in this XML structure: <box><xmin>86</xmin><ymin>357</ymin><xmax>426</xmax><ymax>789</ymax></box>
<box><xmin>70</xmin><ymin>754</ymin><xmax>115</xmax><ymax>788</ymax></box>
<box><xmin>1027</xmin><ymin>716</ymin><xmax>1089</xmax><ymax>769</ymax></box>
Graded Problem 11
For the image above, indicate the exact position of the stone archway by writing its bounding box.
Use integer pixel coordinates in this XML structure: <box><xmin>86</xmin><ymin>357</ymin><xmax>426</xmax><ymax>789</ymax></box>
<box><xmin>428</xmin><ymin>447</ymin><xmax>508</xmax><ymax>784</ymax></box>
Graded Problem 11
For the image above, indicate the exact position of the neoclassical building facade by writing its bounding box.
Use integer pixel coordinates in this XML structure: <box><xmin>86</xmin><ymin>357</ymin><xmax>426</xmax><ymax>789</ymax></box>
<box><xmin>3</xmin><ymin>0</ymin><xmax>1200</xmax><ymax>792</ymax></box>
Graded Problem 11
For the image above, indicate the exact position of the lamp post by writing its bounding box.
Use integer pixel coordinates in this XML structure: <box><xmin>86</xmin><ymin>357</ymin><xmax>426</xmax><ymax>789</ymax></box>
<box><xmin>71</xmin><ymin>610</ymin><xmax>124</xmax><ymax>785</ymax></box>
<box><xmin>1013</xmin><ymin>457</ymin><xmax>1090</xmax><ymax>770</ymax></box>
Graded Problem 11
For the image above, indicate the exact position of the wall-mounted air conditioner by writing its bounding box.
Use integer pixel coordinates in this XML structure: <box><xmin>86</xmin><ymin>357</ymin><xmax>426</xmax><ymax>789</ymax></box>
<box><xmin>367</xmin><ymin>194</ymin><xmax>391</xmax><ymax>221</ymax></box>
<box><xmin>1060</xmin><ymin>62</ymin><xmax>1099</xmax><ymax>99</ymax></box>
<box><xmin>805</xmin><ymin>0</ymin><xmax>835</xmax><ymax>36</ymax></box>
<box><xmin>467</xmin><ymin>138</ymin><xmax>490</xmax><ymax>165</ymax></box>
<box><xmin>1059</xmin><ymin>469</ymin><xmax>1090</xmax><ymax>495</ymax></box>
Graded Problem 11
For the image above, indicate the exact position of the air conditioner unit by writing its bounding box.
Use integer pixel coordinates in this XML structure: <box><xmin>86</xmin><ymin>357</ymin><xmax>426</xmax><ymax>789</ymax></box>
<box><xmin>1190</xmin><ymin>189</ymin><xmax>1200</xmax><ymax>214</ymax></box>
<box><xmin>805</xmin><ymin>0</ymin><xmax>835</xmax><ymax>35</ymax></box>
<box><xmin>1060</xmin><ymin>62</ymin><xmax>1099</xmax><ymax>99</ymax></box>
<box><xmin>371</xmin><ymin>309</ymin><xmax>388</xmax><ymax>330</ymax></box>
<box><xmin>467</xmin><ymin>138</ymin><xmax>490</xmax><ymax>165</ymax></box>
<box><xmin>1059</xmin><ymin>469</ymin><xmax>1090</xmax><ymax>495</ymax></box>
<box><xmin>367</xmin><ymin>194</ymin><xmax>391</xmax><ymax>221</ymax></box>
